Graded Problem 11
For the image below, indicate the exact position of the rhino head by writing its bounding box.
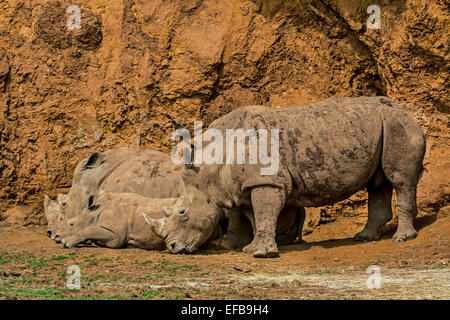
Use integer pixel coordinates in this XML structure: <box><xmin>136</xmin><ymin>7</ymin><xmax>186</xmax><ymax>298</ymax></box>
<box><xmin>44</xmin><ymin>193</ymin><xmax>68</xmax><ymax>239</ymax></box>
<box><xmin>46</xmin><ymin>151</ymin><xmax>106</xmax><ymax>236</ymax></box>
<box><xmin>54</xmin><ymin>195</ymin><xmax>98</xmax><ymax>243</ymax></box>
<box><xmin>62</xmin><ymin>151</ymin><xmax>106</xmax><ymax>220</ymax></box>
<box><xmin>143</xmin><ymin>166</ymin><xmax>224</xmax><ymax>253</ymax></box>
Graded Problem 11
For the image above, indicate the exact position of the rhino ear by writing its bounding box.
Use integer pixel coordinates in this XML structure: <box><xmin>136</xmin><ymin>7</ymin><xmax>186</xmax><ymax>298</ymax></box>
<box><xmin>87</xmin><ymin>195</ymin><xmax>97</xmax><ymax>210</ymax></box>
<box><xmin>44</xmin><ymin>195</ymin><xmax>51</xmax><ymax>211</ymax></box>
<box><xmin>84</xmin><ymin>152</ymin><xmax>105</xmax><ymax>169</ymax></box>
<box><xmin>183</xmin><ymin>142</ymin><xmax>200</xmax><ymax>172</ymax></box>
<box><xmin>56</xmin><ymin>194</ymin><xmax>67</xmax><ymax>208</ymax></box>
<box><xmin>142</xmin><ymin>213</ymin><xmax>165</xmax><ymax>237</ymax></box>
<box><xmin>184</xmin><ymin>163</ymin><xmax>200</xmax><ymax>173</ymax></box>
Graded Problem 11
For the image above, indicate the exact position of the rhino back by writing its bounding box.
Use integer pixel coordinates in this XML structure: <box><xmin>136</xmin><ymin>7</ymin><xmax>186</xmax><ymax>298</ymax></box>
<box><xmin>100</xmin><ymin>149</ymin><xmax>182</xmax><ymax>198</ymax></box>
<box><xmin>65</xmin><ymin>148</ymin><xmax>140</xmax><ymax>218</ymax></box>
<box><xmin>64</xmin><ymin>148</ymin><xmax>181</xmax><ymax>219</ymax></box>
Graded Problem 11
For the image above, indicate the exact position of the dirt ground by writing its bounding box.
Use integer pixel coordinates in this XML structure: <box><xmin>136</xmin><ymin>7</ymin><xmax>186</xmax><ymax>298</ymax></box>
<box><xmin>0</xmin><ymin>209</ymin><xmax>448</xmax><ymax>300</ymax></box>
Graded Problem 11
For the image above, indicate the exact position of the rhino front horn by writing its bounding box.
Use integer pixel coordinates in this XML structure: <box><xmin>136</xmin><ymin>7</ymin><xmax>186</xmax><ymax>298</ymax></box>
<box><xmin>142</xmin><ymin>213</ymin><xmax>165</xmax><ymax>237</ymax></box>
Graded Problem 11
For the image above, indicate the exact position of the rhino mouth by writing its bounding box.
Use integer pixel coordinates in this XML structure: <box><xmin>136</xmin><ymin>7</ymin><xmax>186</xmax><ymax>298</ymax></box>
<box><xmin>166</xmin><ymin>238</ymin><xmax>199</xmax><ymax>254</ymax></box>
<box><xmin>167</xmin><ymin>241</ymin><xmax>190</xmax><ymax>254</ymax></box>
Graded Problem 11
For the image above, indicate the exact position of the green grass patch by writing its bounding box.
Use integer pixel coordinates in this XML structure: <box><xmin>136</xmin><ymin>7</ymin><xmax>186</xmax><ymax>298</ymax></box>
<box><xmin>0</xmin><ymin>257</ymin><xmax>9</xmax><ymax>264</ymax></box>
<box><xmin>142</xmin><ymin>291</ymin><xmax>159</xmax><ymax>299</ymax></box>
<box><xmin>0</xmin><ymin>284</ymin><xmax>64</xmax><ymax>299</ymax></box>
<box><xmin>49</xmin><ymin>254</ymin><xmax>76</xmax><ymax>261</ymax></box>
<box><xmin>151</xmin><ymin>259</ymin><xmax>201</xmax><ymax>276</ymax></box>
<box><xmin>9</xmin><ymin>278</ymin><xmax>35</xmax><ymax>285</ymax></box>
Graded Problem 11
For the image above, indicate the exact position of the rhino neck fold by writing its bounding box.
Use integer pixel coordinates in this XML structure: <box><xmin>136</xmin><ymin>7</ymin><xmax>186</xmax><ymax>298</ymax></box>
<box><xmin>212</xmin><ymin>164</ymin><xmax>234</xmax><ymax>209</ymax></box>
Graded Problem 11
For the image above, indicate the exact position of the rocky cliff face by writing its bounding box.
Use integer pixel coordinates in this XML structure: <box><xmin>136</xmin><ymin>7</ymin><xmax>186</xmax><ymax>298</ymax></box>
<box><xmin>0</xmin><ymin>0</ymin><xmax>448</xmax><ymax>224</ymax></box>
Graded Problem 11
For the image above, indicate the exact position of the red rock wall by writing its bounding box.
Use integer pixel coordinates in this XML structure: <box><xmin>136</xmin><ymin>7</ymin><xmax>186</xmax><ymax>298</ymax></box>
<box><xmin>0</xmin><ymin>0</ymin><xmax>448</xmax><ymax>224</ymax></box>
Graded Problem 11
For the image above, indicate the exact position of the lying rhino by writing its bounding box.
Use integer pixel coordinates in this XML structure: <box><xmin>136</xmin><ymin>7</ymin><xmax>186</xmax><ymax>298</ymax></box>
<box><xmin>47</xmin><ymin>148</ymin><xmax>304</xmax><ymax>249</ymax></box>
<box><xmin>44</xmin><ymin>148</ymin><xmax>183</xmax><ymax>239</ymax></box>
<box><xmin>144</xmin><ymin>96</ymin><xmax>426</xmax><ymax>257</ymax></box>
<box><xmin>56</xmin><ymin>192</ymin><xmax>178</xmax><ymax>249</ymax></box>
<box><xmin>56</xmin><ymin>191</ymin><xmax>303</xmax><ymax>250</ymax></box>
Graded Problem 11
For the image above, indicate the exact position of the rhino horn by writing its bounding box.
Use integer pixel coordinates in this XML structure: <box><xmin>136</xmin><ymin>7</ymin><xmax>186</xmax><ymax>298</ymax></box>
<box><xmin>162</xmin><ymin>206</ymin><xmax>172</xmax><ymax>217</ymax></box>
<box><xmin>44</xmin><ymin>195</ymin><xmax>52</xmax><ymax>214</ymax></box>
<box><xmin>142</xmin><ymin>213</ymin><xmax>165</xmax><ymax>237</ymax></box>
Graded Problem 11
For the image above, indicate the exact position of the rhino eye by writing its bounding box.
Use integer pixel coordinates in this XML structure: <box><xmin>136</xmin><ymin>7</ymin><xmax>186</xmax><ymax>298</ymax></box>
<box><xmin>178</xmin><ymin>209</ymin><xmax>186</xmax><ymax>215</ymax></box>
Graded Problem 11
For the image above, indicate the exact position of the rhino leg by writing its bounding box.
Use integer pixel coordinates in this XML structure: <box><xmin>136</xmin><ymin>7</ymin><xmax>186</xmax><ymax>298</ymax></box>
<box><xmin>379</xmin><ymin>111</ymin><xmax>425</xmax><ymax>242</ymax></box>
<box><xmin>227</xmin><ymin>208</ymin><xmax>253</xmax><ymax>249</ymax></box>
<box><xmin>242</xmin><ymin>186</ymin><xmax>285</xmax><ymax>258</ymax></box>
<box><xmin>392</xmin><ymin>185</ymin><xmax>418</xmax><ymax>242</ymax></box>
<box><xmin>354</xmin><ymin>182</ymin><xmax>393</xmax><ymax>241</ymax></box>
<box><xmin>276</xmin><ymin>206</ymin><xmax>305</xmax><ymax>245</ymax></box>
<box><xmin>62</xmin><ymin>226</ymin><xmax>122</xmax><ymax>248</ymax></box>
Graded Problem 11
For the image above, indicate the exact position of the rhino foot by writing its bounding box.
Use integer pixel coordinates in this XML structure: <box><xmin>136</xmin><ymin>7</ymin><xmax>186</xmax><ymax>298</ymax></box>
<box><xmin>353</xmin><ymin>229</ymin><xmax>381</xmax><ymax>242</ymax></box>
<box><xmin>393</xmin><ymin>228</ymin><xmax>417</xmax><ymax>242</ymax></box>
<box><xmin>242</xmin><ymin>239</ymin><xmax>279</xmax><ymax>258</ymax></box>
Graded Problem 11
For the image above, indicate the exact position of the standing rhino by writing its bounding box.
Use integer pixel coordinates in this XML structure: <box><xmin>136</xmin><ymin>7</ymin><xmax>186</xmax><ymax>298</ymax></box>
<box><xmin>144</xmin><ymin>96</ymin><xmax>426</xmax><ymax>257</ymax></box>
<box><xmin>56</xmin><ymin>192</ymin><xmax>178</xmax><ymax>249</ymax></box>
<box><xmin>44</xmin><ymin>148</ymin><xmax>183</xmax><ymax>239</ymax></box>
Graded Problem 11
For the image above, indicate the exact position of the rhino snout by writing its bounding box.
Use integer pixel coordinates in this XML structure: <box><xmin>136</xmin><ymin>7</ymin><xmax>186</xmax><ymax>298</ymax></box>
<box><xmin>167</xmin><ymin>241</ymin><xmax>190</xmax><ymax>254</ymax></box>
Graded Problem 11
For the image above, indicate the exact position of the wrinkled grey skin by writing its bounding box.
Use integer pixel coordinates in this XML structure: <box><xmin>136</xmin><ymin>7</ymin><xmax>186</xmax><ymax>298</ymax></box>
<box><xmin>56</xmin><ymin>193</ymin><xmax>178</xmax><ymax>249</ymax></box>
<box><xmin>147</xmin><ymin>96</ymin><xmax>426</xmax><ymax>257</ymax></box>
<box><xmin>44</xmin><ymin>148</ymin><xmax>183</xmax><ymax>239</ymax></box>
<box><xmin>226</xmin><ymin>206</ymin><xmax>305</xmax><ymax>249</ymax></box>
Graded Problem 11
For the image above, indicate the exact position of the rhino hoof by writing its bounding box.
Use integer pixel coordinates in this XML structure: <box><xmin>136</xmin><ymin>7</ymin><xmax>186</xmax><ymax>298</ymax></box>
<box><xmin>353</xmin><ymin>229</ymin><xmax>381</xmax><ymax>242</ymax></box>
<box><xmin>243</xmin><ymin>241</ymin><xmax>279</xmax><ymax>258</ymax></box>
<box><xmin>253</xmin><ymin>250</ymin><xmax>280</xmax><ymax>258</ymax></box>
<box><xmin>393</xmin><ymin>229</ymin><xmax>417</xmax><ymax>242</ymax></box>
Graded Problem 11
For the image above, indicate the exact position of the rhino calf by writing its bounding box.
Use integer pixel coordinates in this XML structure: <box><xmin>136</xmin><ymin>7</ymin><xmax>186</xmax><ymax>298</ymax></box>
<box><xmin>56</xmin><ymin>193</ymin><xmax>177</xmax><ymax>249</ymax></box>
<box><xmin>146</xmin><ymin>96</ymin><xmax>426</xmax><ymax>257</ymax></box>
